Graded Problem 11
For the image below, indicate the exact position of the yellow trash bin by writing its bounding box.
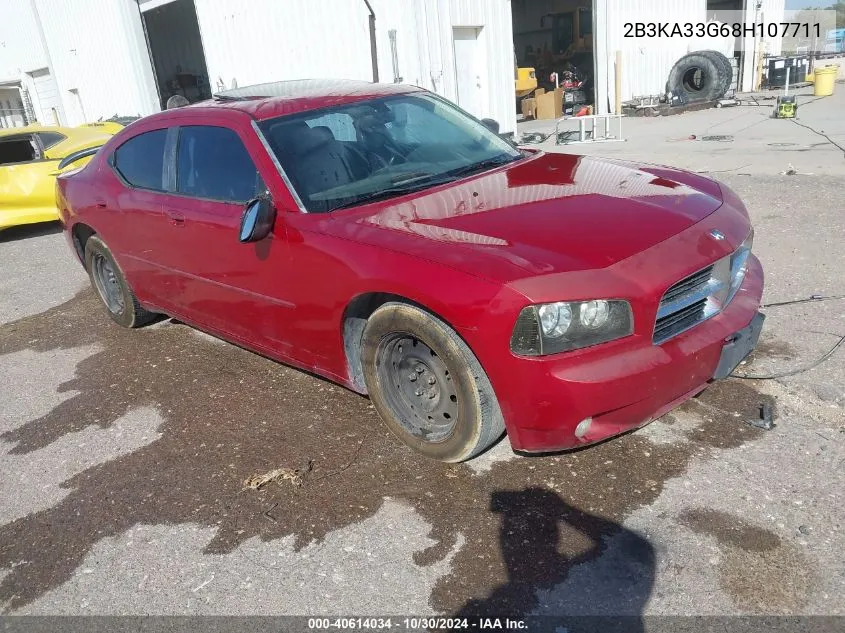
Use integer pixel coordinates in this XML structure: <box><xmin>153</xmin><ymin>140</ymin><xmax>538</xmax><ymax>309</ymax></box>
<box><xmin>813</xmin><ymin>66</ymin><xmax>838</xmax><ymax>97</ymax></box>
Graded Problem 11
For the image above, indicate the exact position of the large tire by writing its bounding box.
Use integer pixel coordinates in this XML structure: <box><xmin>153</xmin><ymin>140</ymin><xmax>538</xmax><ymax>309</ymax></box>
<box><xmin>84</xmin><ymin>235</ymin><xmax>157</xmax><ymax>328</ymax></box>
<box><xmin>698</xmin><ymin>50</ymin><xmax>733</xmax><ymax>94</ymax></box>
<box><xmin>666</xmin><ymin>53</ymin><xmax>726</xmax><ymax>102</ymax></box>
<box><xmin>360</xmin><ymin>302</ymin><xmax>505</xmax><ymax>462</ymax></box>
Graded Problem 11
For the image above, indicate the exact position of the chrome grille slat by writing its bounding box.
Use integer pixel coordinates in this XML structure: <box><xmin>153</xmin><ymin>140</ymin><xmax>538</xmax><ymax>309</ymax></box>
<box><xmin>661</xmin><ymin>266</ymin><xmax>712</xmax><ymax>303</ymax></box>
<box><xmin>656</xmin><ymin>278</ymin><xmax>727</xmax><ymax>320</ymax></box>
<box><xmin>654</xmin><ymin>299</ymin><xmax>707</xmax><ymax>340</ymax></box>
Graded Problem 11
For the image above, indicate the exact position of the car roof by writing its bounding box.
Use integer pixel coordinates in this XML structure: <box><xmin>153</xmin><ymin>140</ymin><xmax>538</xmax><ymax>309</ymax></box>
<box><xmin>186</xmin><ymin>79</ymin><xmax>425</xmax><ymax>121</ymax></box>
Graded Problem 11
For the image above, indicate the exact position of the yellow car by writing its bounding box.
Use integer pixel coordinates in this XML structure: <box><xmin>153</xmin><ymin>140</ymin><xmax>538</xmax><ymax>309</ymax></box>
<box><xmin>0</xmin><ymin>123</ymin><xmax>121</xmax><ymax>230</ymax></box>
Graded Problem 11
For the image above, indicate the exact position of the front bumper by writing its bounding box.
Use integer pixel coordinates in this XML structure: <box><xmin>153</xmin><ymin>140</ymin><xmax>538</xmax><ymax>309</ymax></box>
<box><xmin>498</xmin><ymin>255</ymin><xmax>764</xmax><ymax>452</ymax></box>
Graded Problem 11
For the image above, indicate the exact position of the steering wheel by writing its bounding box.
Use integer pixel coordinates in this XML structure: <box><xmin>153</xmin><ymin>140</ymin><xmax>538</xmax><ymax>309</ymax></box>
<box><xmin>381</xmin><ymin>144</ymin><xmax>405</xmax><ymax>166</ymax></box>
<box><xmin>343</xmin><ymin>143</ymin><xmax>374</xmax><ymax>178</ymax></box>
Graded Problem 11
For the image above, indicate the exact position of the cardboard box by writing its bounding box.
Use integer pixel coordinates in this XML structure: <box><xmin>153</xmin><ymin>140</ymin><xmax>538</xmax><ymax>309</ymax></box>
<box><xmin>520</xmin><ymin>96</ymin><xmax>537</xmax><ymax>119</ymax></box>
<box><xmin>536</xmin><ymin>87</ymin><xmax>563</xmax><ymax>120</ymax></box>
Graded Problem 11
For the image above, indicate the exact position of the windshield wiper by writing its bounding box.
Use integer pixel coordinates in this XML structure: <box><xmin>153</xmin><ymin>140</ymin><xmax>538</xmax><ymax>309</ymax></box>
<box><xmin>328</xmin><ymin>181</ymin><xmax>440</xmax><ymax>212</ymax></box>
<box><xmin>326</xmin><ymin>155</ymin><xmax>520</xmax><ymax>212</ymax></box>
<box><xmin>442</xmin><ymin>154</ymin><xmax>521</xmax><ymax>180</ymax></box>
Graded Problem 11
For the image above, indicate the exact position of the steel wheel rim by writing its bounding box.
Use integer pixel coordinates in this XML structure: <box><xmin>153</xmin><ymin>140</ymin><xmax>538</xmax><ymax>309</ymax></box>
<box><xmin>376</xmin><ymin>333</ymin><xmax>458</xmax><ymax>443</ymax></box>
<box><xmin>91</xmin><ymin>253</ymin><xmax>125</xmax><ymax>315</ymax></box>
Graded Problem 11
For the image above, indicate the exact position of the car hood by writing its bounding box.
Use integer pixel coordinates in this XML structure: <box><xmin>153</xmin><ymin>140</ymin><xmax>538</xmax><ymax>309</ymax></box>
<box><xmin>333</xmin><ymin>152</ymin><xmax>725</xmax><ymax>282</ymax></box>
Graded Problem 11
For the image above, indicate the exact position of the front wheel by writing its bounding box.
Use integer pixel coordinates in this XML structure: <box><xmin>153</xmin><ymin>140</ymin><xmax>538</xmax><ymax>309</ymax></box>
<box><xmin>360</xmin><ymin>302</ymin><xmax>505</xmax><ymax>462</ymax></box>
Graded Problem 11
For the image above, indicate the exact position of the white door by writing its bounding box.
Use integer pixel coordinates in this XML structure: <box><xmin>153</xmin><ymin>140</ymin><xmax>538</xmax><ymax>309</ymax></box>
<box><xmin>29</xmin><ymin>68</ymin><xmax>63</xmax><ymax>126</ymax></box>
<box><xmin>453</xmin><ymin>27</ymin><xmax>483</xmax><ymax>118</ymax></box>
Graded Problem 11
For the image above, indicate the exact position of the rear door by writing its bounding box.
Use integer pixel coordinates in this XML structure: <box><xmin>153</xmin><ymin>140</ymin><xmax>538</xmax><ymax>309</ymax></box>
<box><xmin>154</xmin><ymin>122</ymin><xmax>297</xmax><ymax>354</ymax></box>
<box><xmin>105</xmin><ymin>127</ymin><xmax>173</xmax><ymax>307</ymax></box>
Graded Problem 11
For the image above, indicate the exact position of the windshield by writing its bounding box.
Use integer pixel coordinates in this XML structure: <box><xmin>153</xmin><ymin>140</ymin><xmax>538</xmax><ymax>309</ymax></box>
<box><xmin>258</xmin><ymin>93</ymin><xmax>521</xmax><ymax>213</ymax></box>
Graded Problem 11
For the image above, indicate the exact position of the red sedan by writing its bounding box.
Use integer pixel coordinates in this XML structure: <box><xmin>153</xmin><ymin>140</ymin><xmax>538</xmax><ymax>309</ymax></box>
<box><xmin>57</xmin><ymin>80</ymin><xmax>763</xmax><ymax>462</ymax></box>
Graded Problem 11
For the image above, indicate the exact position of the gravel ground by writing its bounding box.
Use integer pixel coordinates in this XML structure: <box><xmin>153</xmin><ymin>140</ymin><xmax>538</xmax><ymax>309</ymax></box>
<box><xmin>0</xmin><ymin>90</ymin><xmax>843</xmax><ymax>621</ymax></box>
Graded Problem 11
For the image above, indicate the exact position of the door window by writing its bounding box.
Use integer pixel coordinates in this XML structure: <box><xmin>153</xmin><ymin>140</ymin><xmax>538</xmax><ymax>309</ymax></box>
<box><xmin>112</xmin><ymin>129</ymin><xmax>167</xmax><ymax>190</ymax></box>
<box><xmin>176</xmin><ymin>126</ymin><xmax>262</xmax><ymax>203</ymax></box>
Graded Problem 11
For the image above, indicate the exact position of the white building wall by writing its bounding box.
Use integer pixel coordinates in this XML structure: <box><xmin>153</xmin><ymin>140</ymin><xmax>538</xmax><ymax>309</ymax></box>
<box><xmin>33</xmin><ymin>0</ymin><xmax>159</xmax><ymax>125</ymax></box>
<box><xmin>193</xmin><ymin>0</ymin><xmax>516</xmax><ymax>133</ymax></box>
<box><xmin>0</xmin><ymin>0</ymin><xmax>61</xmax><ymax>124</ymax></box>
<box><xmin>445</xmin><ymin>0</ymin><xmax>516</xmax><ymax>135</ymax></box>
<box><xmin>0</xmin><ymin>0</ymin><xmax>48</xmax><ymax>81</ymax></box>
<box><xmin>373</xmin><ymin>0</ymin><xmax>515</xmax><ymax>133</ymax></box>
<box><xmin>193</xmin><ymin>0</ymin><xmax>374</xmax><ymax>91</ymax></box>
<box><xmin>3</xmin><ymin>0</ymin><xmax>515</xmax><ymax>131</ymax></box>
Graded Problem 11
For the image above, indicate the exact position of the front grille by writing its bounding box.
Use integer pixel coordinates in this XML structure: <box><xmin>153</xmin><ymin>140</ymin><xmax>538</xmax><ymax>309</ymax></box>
<box><xmin>661</xmin><ymin>266</ymin><xmax>713</xmax><ymax>304</ymax></box>
<box><xmin>653</xmin><ymin>261</ymin><xmax>728</xmax><ymax>344</ymax></box>
<box><xmin>654</xmin><ymin>299</ymin><xmax>707</xmax><ymax>343</ymax></box>
<box><xmin>653</xmin><ymin>238</ymin><xmax>753</xmax><ymax>345</ymax></box>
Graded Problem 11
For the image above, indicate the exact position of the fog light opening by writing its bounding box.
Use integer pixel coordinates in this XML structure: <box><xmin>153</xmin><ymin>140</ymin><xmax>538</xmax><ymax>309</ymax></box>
<box><xmin>574</xmin><ymin>417</ymin><xmax>592</xmax><ymax>439</ymax></box>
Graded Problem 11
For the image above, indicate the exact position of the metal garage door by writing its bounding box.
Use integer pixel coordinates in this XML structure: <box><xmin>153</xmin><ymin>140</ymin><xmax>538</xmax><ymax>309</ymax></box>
<box><xmin>29</xmin><ymin>68</ymin><xmax>63</xmax><ymax>126</ymax></box>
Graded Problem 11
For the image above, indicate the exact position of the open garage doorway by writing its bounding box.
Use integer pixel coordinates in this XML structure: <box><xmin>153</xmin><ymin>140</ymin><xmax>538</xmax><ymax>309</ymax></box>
<box><xmin>141</xmin><ymin>0</ymin><xmax>212</xmax><ymax>109</ymax></box>
<box><xmin>511</xmin><ymin>0</ymin><xmax>596</xmax><ymax>118</ymax></box>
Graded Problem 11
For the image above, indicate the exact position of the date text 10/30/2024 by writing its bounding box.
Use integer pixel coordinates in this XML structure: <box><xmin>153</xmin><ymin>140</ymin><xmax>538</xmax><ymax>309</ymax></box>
<box><xmin>307</xmin><ymin>618</ymin><xmax>528</xmax><ymax>630</ymax></box>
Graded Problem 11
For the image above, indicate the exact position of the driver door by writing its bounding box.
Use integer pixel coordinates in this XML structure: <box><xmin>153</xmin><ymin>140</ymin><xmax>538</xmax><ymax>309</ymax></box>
<box><xmin>154</xmin><ymin>121</ymin><xmax>297</xmax><ymax>356</ymax></box>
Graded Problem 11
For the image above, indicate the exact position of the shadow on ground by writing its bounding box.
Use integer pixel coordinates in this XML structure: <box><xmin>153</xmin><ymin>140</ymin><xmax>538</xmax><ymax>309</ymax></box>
<box><xmin>0</xmin><ymin>222</ymin><xmax>63</xmax><ymax>243</ymax></box>
<box><xmin>0</xmin><ymin>290</ymin><xmax>771</xmax><ymax>613</ymax></box>
<box><xmin>457</xmin><ymin>488</ymin><xmax>654</xmax><ymax>627</ymax></box>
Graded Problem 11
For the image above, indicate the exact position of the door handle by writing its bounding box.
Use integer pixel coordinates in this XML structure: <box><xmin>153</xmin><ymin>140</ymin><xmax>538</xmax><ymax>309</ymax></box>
<box><xmin>95</xmin><ymin>198</ymin><xmax>107</xmax><ymax>208</ymax></box>
<box><xmin>167</xmin><ymin>210</ymin><xmax>185</xmax><ymax>227</ymax></box>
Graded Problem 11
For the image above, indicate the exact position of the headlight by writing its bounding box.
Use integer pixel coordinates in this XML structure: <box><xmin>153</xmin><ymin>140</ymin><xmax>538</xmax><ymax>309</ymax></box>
<box><xmin>510</xmin><ymin>299</ymin><xmax>634</xmax><ymax>356</ymax></box>
<box><xmin>726</xmin><ymin>229</ymin><xmax>754</xmax><ymax>304</ymax></box>
<box><xmin>538</xmin><ymin>302</ymin><xmax>572</xmax><ymax>337</ymax></box>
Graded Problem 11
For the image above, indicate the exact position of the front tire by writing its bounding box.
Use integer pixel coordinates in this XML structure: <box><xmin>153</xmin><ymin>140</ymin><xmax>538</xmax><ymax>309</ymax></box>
<box><xmin>84</xmin><ymin>235</ymin><xmax>156</xmax><ymax>328</ymax></box>
<box><xmin>360</xmin><ymin>302</ymin><xmax>505</xmax><ymax>462</ymax></box>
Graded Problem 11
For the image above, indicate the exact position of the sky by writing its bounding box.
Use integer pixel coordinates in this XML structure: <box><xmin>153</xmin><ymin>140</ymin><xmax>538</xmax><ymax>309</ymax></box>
<box><xmin>784</xmin><ymin>0</ymin><xmax>824</xmax><ymax>8</ymax></box>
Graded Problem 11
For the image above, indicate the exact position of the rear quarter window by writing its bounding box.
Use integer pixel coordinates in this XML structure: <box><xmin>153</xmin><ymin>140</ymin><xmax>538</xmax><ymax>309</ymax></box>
<box><xmin>35</xmin><ymin>131</ymin><xmax>67</xmax><ymax>150</ymax></box>
<box><xmin>112</xmin><ymin>129</ymin><xmax>167</xmax><ymax>190</ymax></box>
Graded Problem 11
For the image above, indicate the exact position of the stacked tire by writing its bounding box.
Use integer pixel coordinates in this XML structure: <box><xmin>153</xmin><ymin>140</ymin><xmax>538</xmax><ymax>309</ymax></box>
<box><xmin>666</xmin><ymin>50</ymin><xmax>733</xmax><ymax>103</ymax></box>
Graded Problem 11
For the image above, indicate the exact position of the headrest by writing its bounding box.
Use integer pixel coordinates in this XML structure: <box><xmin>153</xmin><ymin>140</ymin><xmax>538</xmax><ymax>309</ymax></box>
<box><xmin>267</xmin><ymin>120</ymin><xmax>310</xmax><ymax>153</ymax></box>
<box><xmin>309</xmin><ymin>126</ymin><xmax>335</xmax><ymax>143</ymax></box>
<box><xmin>295</xmin><ymin>126</ymin><xmax>334</xmax><ymax>155</ymax></box>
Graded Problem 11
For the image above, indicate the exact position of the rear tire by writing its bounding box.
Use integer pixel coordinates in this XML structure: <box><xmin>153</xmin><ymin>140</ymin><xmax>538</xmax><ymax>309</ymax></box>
<box><xmin>360</xmin><ymin>302</ymin><xmax>505</xmax><ymax>462</ymax></box>
<box><xmin>85</xmin><ymin>235</ymin><xmax>157</xmax><ymax>328</ymax></box>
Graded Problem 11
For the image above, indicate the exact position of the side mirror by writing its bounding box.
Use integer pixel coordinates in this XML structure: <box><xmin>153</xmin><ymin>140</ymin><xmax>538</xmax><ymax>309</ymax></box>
<box><xmin>480</xmin><ymin>118</ymin><xmax>500</xmax><ymax>134</ymax></box>
<box><xmin>239</xmin><ymin>196</ymin><xmax>276</xmax><ymax>243</ymax></box>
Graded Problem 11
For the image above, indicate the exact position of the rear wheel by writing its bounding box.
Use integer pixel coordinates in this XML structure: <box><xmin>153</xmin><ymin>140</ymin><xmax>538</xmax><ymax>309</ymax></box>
<box><xmin>361</xmin><ymin>302</ymin><xmax>505</xmax><ymax>462</ymax></box>
<box><xmin>84</xmin><ymin>235</ymin><xmax>157</xmax><ymax>328</ymax></box>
